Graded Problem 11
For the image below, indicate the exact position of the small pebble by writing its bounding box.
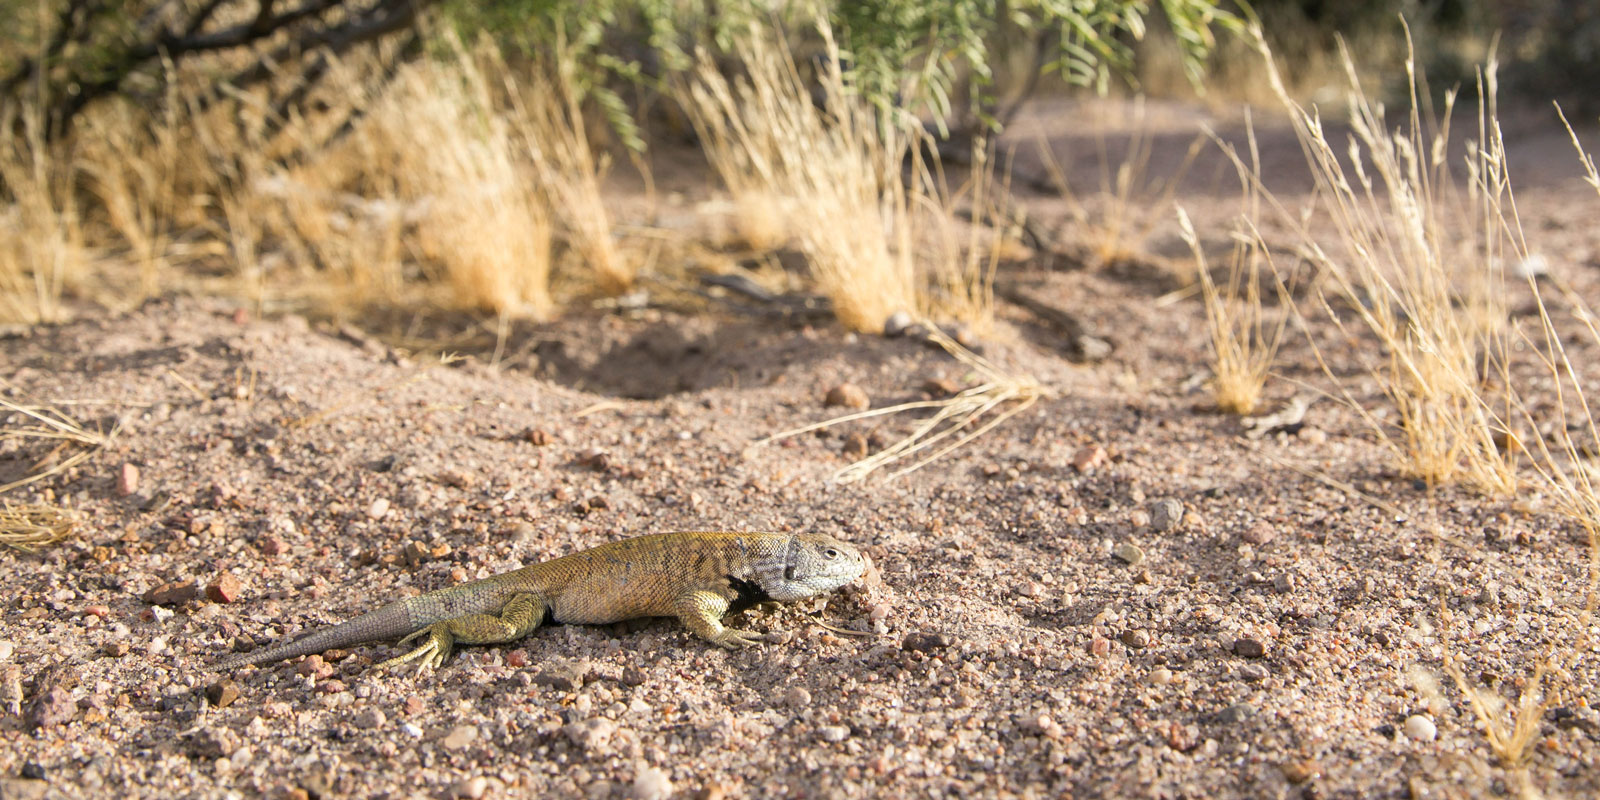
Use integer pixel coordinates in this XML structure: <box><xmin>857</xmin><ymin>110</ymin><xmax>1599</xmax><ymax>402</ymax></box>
<box><xmin>631</xmin><ymin>766</ymin><xmax>674</xmax><ymax>800</ymax></box>
<box><xmin>205</xmin><ymin>680</ymin><xmax>240</xmax><ymax>709</ymax></box>
<box><xmin>1072</xmin><ymin>445</ymin><xmax>1109</xmax><ymax>472</ymax></box>
<box><xmin>1112</xmin><ymin>543</ymin><xmax>1144</xmax><ymax>566</ymax></box>
<box><xmin>116</xmin><ymin>463</ymin><xmax>140</xmax><ymax>497</ymax></box>
<box><xmin>1282</xmin><ymin>759</ymin><xmax>1321</xmax><ymax>784</ymax></box>
<box><xmin>143</xmin><ymin>580</ymin><xmax>199</xmax><ymax>606</ymax></box>
<box><xmin>818</xmin><ymin>725</ymin><xmax>850</xmax><ymax>743</ymax></box>
<box><xmin>783</xmin><ymin>687</ymin><xmax>812</xmax><ymax>707</ymax></box>
<box><xmin>1218</xmin><ymin>703</ymin><xmax>1255</xmax><ymax>725</ymax></box>
<box><xmin>921</xmin><ymin>377</ymin><xmax>961</xmax><ymax>397</ymax></box>
<box><xmin>1121</xmin><ymin>630</ymin><xmax>1150</xmax><ymax>649</ymax></box>
<box><xmin>824</xmin><ymin>383</ymin><xmax>870</xmax><ymax>410</ymax></box>
<box><xmin>367</xmin><ymin>497</ymin><xmax>390</xmax><ymax>520</ymax></box>
<box><xmin>563</xmin><ymin>718</ymin><xmax>616</xmax><ymax>752</ymax></box>
<box><xmin>1404</xmin><ymin>714</ymin><xmax>1438</xmax><ymax>742</ymax></box>
<box><xmin>206</xmin><ymin>573</ymin><xmax>243</xmax><ymax>604</ymax></box>
<box><xmin>1241</xmin><ymin>663</ymin><xmax>1269</xmax><ymax>681</ymax></box>
<box><xmin>355</xmin><ymin>708</ymin><xmax>386</xmax><ymax>729</ymax></box>
<box><xmin>442</xmin><ymin>725</ymin><xmax>479</xmax><ymax>750</ymax></box>
<box><xmin>1241</xmin><ymin>521</ymin><xmax>1276</xmax><ymax>545</ymax></box>
<box><xmin>883</xmin><ymin>311</ymin><xmax>915</xmax><ymax>337</ymax></box>
<box><xmin>1235</xmin><ymin>637</ymin><xmax>1268</xmax><ymax>658</ymax></box>
<box><xmin>0</xmin><ymin>641</ymin><xmax>12</xmax><ymax>661</ymax></box>
<box><xmin>1273</xmin><ymin>574</ymin><xmax>1296</xmax><ymax>593</ymax></box>
<box><xmin>901</xmin><ymin>632</ymin><xmax>952</xmax><ymax>653</ymax></box>
<box><xmin>1149</xmin><ymin>498</ymin><xmax>1185</xmax><ymax>531</ymax></box>
<box><xmin>1147</xmin><ymin>668</ymin><xmax>1174</xmax><ymax>686</ymax></box>
<box><xmin>453</xmin><ymin>777</ymin><xmax>488</xmax><ymax>800</ymax></box>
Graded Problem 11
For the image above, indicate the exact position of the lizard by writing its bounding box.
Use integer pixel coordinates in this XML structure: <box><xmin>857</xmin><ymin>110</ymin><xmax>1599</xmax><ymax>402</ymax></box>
<box><xmin>210</xmin><ymin>531</ymin><xmax>867</xmax><ymax>671</ymax></box>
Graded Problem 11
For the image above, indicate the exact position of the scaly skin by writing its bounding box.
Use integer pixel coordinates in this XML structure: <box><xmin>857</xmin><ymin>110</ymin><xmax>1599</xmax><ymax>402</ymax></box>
<box><xmin>211</xmin><ymin>531</ymin><xmax>866</xmax><ymax>671</ymax></box>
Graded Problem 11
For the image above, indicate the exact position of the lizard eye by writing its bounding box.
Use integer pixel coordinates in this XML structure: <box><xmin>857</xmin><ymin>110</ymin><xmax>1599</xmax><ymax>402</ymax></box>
<box><xmin>823</xmin><ymin>548</ymin><xmax>839</xmax><ymax>559</ymax></box>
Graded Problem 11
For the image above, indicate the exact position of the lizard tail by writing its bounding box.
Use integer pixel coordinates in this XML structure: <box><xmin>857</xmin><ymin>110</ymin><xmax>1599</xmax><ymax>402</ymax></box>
<box><xmin>209</xmin><ymin>600</ymin><xmax>416</xmax><ymax>671</ymax></box>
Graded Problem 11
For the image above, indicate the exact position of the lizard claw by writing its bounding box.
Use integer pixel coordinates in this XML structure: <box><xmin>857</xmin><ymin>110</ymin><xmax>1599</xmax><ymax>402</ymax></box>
<box><xmin>710</xmin><ymin>628</ymin><xmax>765</xmax><ymax>649</ymax></box>
<box><xmin>376</xmin><ymin>623</ymin><xmax>455</xmax><ymax>670</ymax></box>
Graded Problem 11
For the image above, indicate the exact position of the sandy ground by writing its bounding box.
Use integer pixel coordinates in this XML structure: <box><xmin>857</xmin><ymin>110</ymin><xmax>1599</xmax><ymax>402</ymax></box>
<box><xmin>2</xmin><ymin>97</ymin><xmax>1600</xmax><ymax>799</ymax></box>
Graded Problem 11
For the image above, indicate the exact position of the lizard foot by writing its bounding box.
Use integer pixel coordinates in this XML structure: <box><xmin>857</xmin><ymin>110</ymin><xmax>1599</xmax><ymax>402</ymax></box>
<box><xmin>708</xmin><ymin>628</ymin><xmax>765</xmax><ymax>649</ymax></box>
<box><xmin>376</xmin><ymin>623</ymin><xmax>455</xmax><ymax>670</ymax></box>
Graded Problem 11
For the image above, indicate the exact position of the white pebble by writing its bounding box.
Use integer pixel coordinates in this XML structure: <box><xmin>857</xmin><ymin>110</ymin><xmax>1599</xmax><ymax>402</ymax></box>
<box><xmin>631</xmin><ymin>766</ymin><xmax>673</xmax><ymax>800</ymax></box>
<box><xmin>0</xmin><ymin>641</ymin><xmax>13</xmax><ymax>661</ymax></box>
<box><xmin>818</xmin><ymin>725</ymin><xmax>850</xmax><ymax>742</ymax></box>
<box><xmin>454</xmin><ymin>776</ymin><xmax>488</xmax><ymax>799</ymax></box>
<box><xmin>402</xmin><ymin>722</ymin><xmax>423</xmax><ymax>738</ymax></box>
<box><xmin>368</xmin><ymin>497</ymin><xmax>391</xmax><ymax>520</ymax></box>
<box><xmin>1404</xmin><ymin>714</ymin><xmax>1437</xmax><ymax>742</ymax></box>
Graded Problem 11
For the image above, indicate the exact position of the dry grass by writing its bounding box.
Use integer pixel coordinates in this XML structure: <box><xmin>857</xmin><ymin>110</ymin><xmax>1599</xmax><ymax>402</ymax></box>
<box><xmin>1177</xmin><ymin>116</ymin><xmax>1291</xmax><ymax>415</ymax></box>
<box><xmin>508</xmin><ymin>34</ymin><xmax>630</xmax><ymax>296</ymax></box>
<box><xmin>0</xmin><ymin>501</ymin><xmax>78</xmax><ymax>553</ymax></box>
<box><xmin>1036</xmin><ymin>98</ymin><xmax>1204</xmax><ymax>268</ymax></box>
<box><xmin>681</xmin><ymin>19</ymin><xmax>920</xmax><ymax>333</ymax></box>
<box><xmin>1248</xmin><ymin>23</ymin><xmax>1518</xmax><ymax>494</ymax></box>
<box><xmin>919</xmin><ymin>144</ymin><xmax>1012</xmax><ymax>337</ymax></box>
<box><xmin>376</xmin><ymin>38</ymin><xmax>554</xmax><ymax>316</ymax></box>
<box><xmin>0</xmin><ymin>28</ymin><xmax>638</xmax><ymax>324</ymax></box>
<box><xmin>1245</xmin><ymin>24</ymin><xmax>1600</xmax><ymax>794</ymax></box>
<box><xmin>681</xmin><ymin>18</ymin><xmax>1009</xmax><ymax>334</ymax></box>
<box><xmin>0</xmin><ymin>106</ymin><xmax>88</xmax><ymax>324</ymax></box>
<box><xmin>0</xmin><ymin>397</ymin><xmax>118</xmax><ymax>494</ymax></box>
<box><xmin>756</xmin><ymin>326</ymin><xmax>1043</xmax><ymax>483</ymax></box>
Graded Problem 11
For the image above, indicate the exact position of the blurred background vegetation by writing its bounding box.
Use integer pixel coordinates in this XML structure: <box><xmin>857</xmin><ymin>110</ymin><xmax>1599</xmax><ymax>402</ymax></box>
<box><xmin>0</xmin><ymin>0</ymin><xmax>1596</xmax><ymax>329</ymax></box>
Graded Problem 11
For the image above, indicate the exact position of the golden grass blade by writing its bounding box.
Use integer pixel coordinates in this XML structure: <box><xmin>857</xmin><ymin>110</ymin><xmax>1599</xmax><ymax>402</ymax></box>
<box><xmin>756</xmin><ymin>325</ymin><xmax>1042</xmax><ymax>483</ymax></box>
<box><xmin>0</xmin><ymin>502</ymin><xmax>79</xmax><ymax>553</ymax></box>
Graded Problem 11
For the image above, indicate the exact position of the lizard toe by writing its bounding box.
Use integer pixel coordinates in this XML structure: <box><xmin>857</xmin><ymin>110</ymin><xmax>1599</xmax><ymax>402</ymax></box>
<box><xmin>712</xmin><ymin>628</ymin><xmax>764</xmax><ymax>649</ymax></box>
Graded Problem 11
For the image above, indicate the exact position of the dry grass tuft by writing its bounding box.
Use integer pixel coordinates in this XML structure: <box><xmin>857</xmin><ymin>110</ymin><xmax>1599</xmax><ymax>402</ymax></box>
<box><xmin>0</xmin><ymin>502</ymin><xmax>79</xmax><ymax>553</ymax></box>
<box><xmin>377</xmin><ymin>38</ymin><xmax>555</xmax><ymax>316</ymax></box>
<box><xmin>0</xmin><ymin>106</ymin><xmax>88</xmax><ymax>324</ymax></box>
<box><xmin>1248</xmin><ymin>23</ymin><xmax>1518</xmax><ymax>493</ymax></box>
<box><xmin>0</xmin><ymin>398</ymin><xmax>118</xmax><ymax>494</ymax></box>
<box><xmin>1179</xmin><ymin>114</ymin><xmax>1295</xmax><ymax>416</ymax></box>
<box><xmin>509</xmin><ymin>34</ymin><xmax>631</xmax><ymax>296</ymax></box>
<box><xmin>757</xmin><ymin>326</ymin><xmax>1043</xmax><ymax>483</ymax></box>
<box><xmin>1037</xmin><ymin>98</ymin><xmax>1204</xmax><ymax>268</ymax></box>
<box><xmin>682</xmin><ymin>18</ymin><xmax>1009</xmax><ymax>334</ymax></box>
<box><xmin>681</xmin><ymin>19</ymin><xmax>921</xmax><ymax>333</ymax></box>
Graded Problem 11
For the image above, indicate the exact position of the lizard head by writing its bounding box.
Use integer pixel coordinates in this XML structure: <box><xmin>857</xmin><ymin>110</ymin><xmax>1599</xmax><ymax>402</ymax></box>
<box><xmin>761</xmin><ymin>533</ymin><xmax>867</xmax><ymax>601</ymax></box>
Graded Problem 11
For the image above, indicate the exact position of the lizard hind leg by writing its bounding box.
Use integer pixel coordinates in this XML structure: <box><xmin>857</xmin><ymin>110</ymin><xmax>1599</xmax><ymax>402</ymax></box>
<box><xmin>377</xmin><ymin>593</ymin><xmax>547</xmax><ymax>671</ymax></box>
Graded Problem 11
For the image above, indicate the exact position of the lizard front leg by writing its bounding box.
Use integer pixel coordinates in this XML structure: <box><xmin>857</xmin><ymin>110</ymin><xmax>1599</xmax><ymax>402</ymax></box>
<box><xmin>674</xmin><ymin>589</ymin><xmax>764</xmax><ymax>649</ymax></box>
<box><xmin>377</xmin><ymin>593</ymin><xmax>546</xmax><ymax>670</ymax></box>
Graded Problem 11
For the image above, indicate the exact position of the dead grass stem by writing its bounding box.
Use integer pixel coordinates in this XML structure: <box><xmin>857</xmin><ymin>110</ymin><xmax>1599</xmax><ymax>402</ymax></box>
<box><xmin>0</xmin><ymin>502</ymin><xmax>78</xmax><ymax>553</ymax></box>
<box><xmin>0</xmin><ymin>397</ymin><xmax>118</xmax><ymax>495</ymax></box>
<box><xmin>756</xmin><ymin>326</ymin><xmax>1043</xmax><ymax>483</ymax></box>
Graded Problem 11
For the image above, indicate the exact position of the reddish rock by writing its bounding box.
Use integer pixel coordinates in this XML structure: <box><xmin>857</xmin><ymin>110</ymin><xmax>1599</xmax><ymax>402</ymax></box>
<box><xmin>143</xmin><ymin>580</ymin><xmax>199</xmax><ymax>606</ymax></box>
<box><xmin>206</xmin><ymin>573</ymin><xmax>243</xmax><ymax>604</ymax></box>
<box><xmin>1072</xmin><ymin>445</ymin><xmax>1109</xmax><ymax>472</ymax></box>
<box><xmin>116</xmin><ymin>463</ymin><xmax>140</xmax><ymax>497</ymax></box>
